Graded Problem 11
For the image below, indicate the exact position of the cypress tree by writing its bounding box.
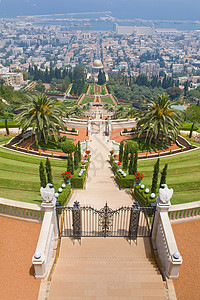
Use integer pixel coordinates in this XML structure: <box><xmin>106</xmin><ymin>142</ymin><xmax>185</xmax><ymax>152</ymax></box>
<box><xmin>133</xmin><ymin>151</ymin><xmax>138</xmax><ymax>174</ymax></box>
<box><xmin>39</xmin><ymin>162</ymin><xmax>46</xmax><ymax>188</ymax></box>
<box><xmin>128</xmin><ymin>151</ymin><xmax>134</xmax><ymax>175</ymax></box>
<box><xmin>122</xmin><ymin>147</ymin><xmax>129</xmax><ymax>170</ymax></box>
<box><xmin>77</xmin><ymin>141</ymin><xmax>81</xmax><ymax>162</ymax></box>
<box><xmin>45</xmin><ymin>158</ymin><xmax>53</xmax><ymax>184</ymax></box>
<box><xmin>151</xmin><ymin>158</ymin><xmax>160</xmax><ymax>193</ymax></box>
<box><xmin>67</xmin><ymin>154</ymin><xmax>74</xmax><ymax>175</ymax></box>
<box><xmin>160</xmin><ymin>164</ymin><xmax>168</xmax><ymax>187</ymax></box>
<box><xmin>189</xmin><ymin>123</ymin><xmax>194</xmax><ymax>139</ymax></box>
<box><xmin>74</xmin><ymin>146</ymin><xmax>79</xmax><ymax>170</ymax></box>
<box><xmin>119</xmin><ymin>141</ymin><xmax>124</xmax><ymax>162</ymax></box>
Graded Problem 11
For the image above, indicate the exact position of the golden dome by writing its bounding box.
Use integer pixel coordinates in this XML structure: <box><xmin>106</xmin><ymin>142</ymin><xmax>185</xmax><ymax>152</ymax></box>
<box><xmin>93</xmin><ymin>59</ymin><xmax>103</xmax><ymax>68</ymax></box>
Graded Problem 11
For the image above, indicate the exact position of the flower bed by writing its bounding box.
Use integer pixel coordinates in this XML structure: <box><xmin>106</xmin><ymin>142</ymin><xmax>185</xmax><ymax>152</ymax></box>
<box><xmin>134</xmin><ymin>185</ymin><xmax>156</xmax><ymax>207</ymax></box>
<box><xmin>71</xmin><ymin>160</ymin><xmax>89</xmax><ymax>189</ymax></box>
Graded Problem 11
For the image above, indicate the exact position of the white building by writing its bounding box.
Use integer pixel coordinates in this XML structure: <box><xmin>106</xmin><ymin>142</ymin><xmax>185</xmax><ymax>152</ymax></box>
<box><xmin>140</xmin><ymin>62</ymin><xmax>160</xmax><ymax>77</ymax></box>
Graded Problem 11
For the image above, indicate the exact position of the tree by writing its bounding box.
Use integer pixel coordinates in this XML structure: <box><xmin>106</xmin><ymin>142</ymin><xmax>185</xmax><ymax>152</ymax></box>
<box><xmin>128</xmin><ymin>150</ymin><xmax>134</xmax><ymax>175</ymax></box>
<box><xmin>67</xmin><ymin>154</ymin><xmax>74</xmax><ymax>175</ymax></box>
<box><xmin>160</xmin><ymin>164</ymin><xmax>168</xmax><ymax>187</ymax></box>
<box><xmin>186</xmin><ymin>105</ymin><xmax>200</xmax><ymax>124</ymax></box>
<box><xmin>35</xmin><ymin>82</ymin><xmax>45</xmax><ymax>92</ymax></box>
<box><xmin>74</xmin><ymin>146</ymin><xmax>79</xmax><ymax>170</ymax></box>
<box><xmin>15</xmin><ymin>94</ymin><xmax>64</xmax><ymax>145</ymax></box>
<box><xmin>77</xmin><ymin>141</ymin><xmax>81</xmax><ymax>162</ymax></box>
<box><xmin>151</xmin><ymin>159</ymin><xmax>160</xmax><ymax>193</ymax></box>
<box><xmin>119</xmin><ymin>141</ymin><xmax>124</xmax><ymax>162</ymax></box>
<box><xmin>133</xmin><ymin>151</ymin><xmax>138</xmax><ymax>174</ymax></box>
<box><xmin>189</xmin><ymin>123</ymin><xmax>194</xmax><ymax>138</ymax></box>
<box><xmin>61</xmin><ymin>139</ymin><xmax>75</xmax><ymax>155</ymax></box>
<box><xmin>39</xmin><ymin>162</ymin><xmax>47</xmax><ymax>188</ymax></box>
<box><xmin>97</xmin><ymin>69</ymin><xmax>106</xmax><ymax>85</ymax></box>
<box><xmin>45</xmin><ymin>158</ymin><xmax>53</xmax><ymax>184</ymax></box>
<box><xmin>138</xmin><ymin>93</ymin><xmax>183</xmax><ymax>144</ymax></box>
<box><xmin>122</xmin><ymin>146</ymin><xmax>129</xmax><ymax>170</ymax></box>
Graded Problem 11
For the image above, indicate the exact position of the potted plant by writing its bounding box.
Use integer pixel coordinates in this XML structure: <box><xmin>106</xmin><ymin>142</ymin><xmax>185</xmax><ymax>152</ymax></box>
<box><xmin>110</xmin><ymin>150</ymin><xmax>114</xmax><ymax>156</ymax></box>
<box><xmin>61</xmin><ymin>171</ymin><xmax>72</xmax><ymax>184</ymax></box>
<box><xmin>85</xmin><ymin>150</ymin><xmax>91</xmax><ymax>155</ymax></box>
<box><xmin>113</xmin><ymin>154</ymin><xmax>118</xmax><ymax>161</ymax></box>
<box><xmin>81</xmin><ymin>161</ymin><xmax>86</xmax><ymax>169</ymax></box>
<box><xmin>134</xmin><ymin>172</ymin><xmax>144</xmax><ymax>185</ymax></box>
<box><xmin>85</xmin><ymin>154</ymin><xmax>89</xmax><ymax>161</ymax></box>
<box><xmin>117</xmin><ymin>161</ymin><xmax>122</xmax><ymax>170</ymax></box>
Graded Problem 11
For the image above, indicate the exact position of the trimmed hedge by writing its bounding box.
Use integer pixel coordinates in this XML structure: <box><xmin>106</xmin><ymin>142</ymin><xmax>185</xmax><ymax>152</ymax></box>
<box><xmin>0</xmin><ymin>121</ymin><xmax>20</xmax><ymax>128</ymax></box>
<box><xmin>134</xmin><ymin>185</ymin><xmax>156</xmax><ymax>207</ymax></box>
<box><xmin>179</xmin><ymin>122</ymin><xmax>199</xmax><ymax>131</ymax></box>
<box><xmin>116</xmin><ymin>172</ymin><xmax>134</xmax><ymax>189</ymax></box>
<box><xmin>71</xmin><ymin>161</ymin><xmax>89</xmax><ymax>189</ymax></box>
<box><xmin>58</xmin><ymin>185</ymin><xmax>71</xmax><ymax>206</ymax></box>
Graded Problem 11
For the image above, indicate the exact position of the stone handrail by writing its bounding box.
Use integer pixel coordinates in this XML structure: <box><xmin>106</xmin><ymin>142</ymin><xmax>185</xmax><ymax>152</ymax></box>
<box><xmin>0</xmin><ymin>197</ymin><xmax>43</xmax><ymax>222</ymax></box>
<box><xmin>32</xmin><ymin>211</ymin><xmax>55</xmax><ymax>279</ymax></box>
<box><xmin>169</xmin><ymin>201</ymin><xmax>200</xmax><ymax>223</ymax></box>
<box><xmin>152</xmin><ymin>201</ymin><xmax>182</xmax><ymax>279</ymax></box>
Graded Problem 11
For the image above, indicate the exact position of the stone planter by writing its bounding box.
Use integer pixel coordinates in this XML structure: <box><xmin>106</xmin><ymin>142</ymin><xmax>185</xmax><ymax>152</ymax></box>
<box><xmin>64</xmin><ymin>178</ymin><xmax>71</xmax><ymax>185</ymax></box>
<box><xmin>135</xmin><ymin>180</ymin><xmax>141</xmax><ymax>186</ymax></box>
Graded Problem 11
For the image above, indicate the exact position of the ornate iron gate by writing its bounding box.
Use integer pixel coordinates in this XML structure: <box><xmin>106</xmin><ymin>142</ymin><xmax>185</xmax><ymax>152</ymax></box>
<box><xmin>56</xmin><ymin>201</ymin><xmax>156</xmax><ymax>240</ymax></box>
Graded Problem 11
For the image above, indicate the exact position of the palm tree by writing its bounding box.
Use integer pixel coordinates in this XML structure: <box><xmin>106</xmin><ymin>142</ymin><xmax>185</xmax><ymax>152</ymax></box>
<box><xmin>137</xmin><ymin>93</ymin><xmax>183</xmax><ymax>144</ymax></box>
<box><xmin>15</xmin><ymin>93</ymin><xmax>64</xmax><ymax>145</ymax></box>
<box><xmin>113</xmin><ymin>106</ymin><xmax>129</xmax><ymax>119</ymax></box>
<box><xmin>68</xmin><ymin>105</ymin><xmax>84</xmax><ymax>118</ymax></box>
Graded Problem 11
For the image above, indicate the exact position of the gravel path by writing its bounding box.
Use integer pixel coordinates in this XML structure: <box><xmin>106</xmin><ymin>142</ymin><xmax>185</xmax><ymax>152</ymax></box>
<box><xmin>172</xmin><ymin>219</ymin><xmax>200</xmax><ymax>300</ymax></box>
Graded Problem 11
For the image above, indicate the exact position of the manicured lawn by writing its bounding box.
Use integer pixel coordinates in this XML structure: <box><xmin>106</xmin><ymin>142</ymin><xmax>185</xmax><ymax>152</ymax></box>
<box><xmin>80</xmin><ymin>96</ymin><xmax>95</xmax><ymax>105</ymax></box>
<box><xmin>101</xmin><ymin>96</ymin><xmax>115</xmax><ymax>106</ymax></box>
<box><xmin>137</xmin><ymin>148</ymin><xmax>200</xmax><ymax>205</ymax></box>
<box><xmin>0</xmin><ymin>146</ymin><xmax>67</xmax><ymax>204</ymax></box>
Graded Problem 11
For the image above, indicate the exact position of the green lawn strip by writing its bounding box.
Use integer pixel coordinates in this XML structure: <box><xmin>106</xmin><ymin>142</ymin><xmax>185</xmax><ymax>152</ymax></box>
<box><xmin>0</xmin><ymin>147</ymin><xmax>67</xmax><ymax>168</ymax></box>
<box><xmin>80</xmin><ymin>96</ymin><xmax>95</xmax><ymax>105</ymax></box>
<box><xmin>170</xmin><ymin>190</ymin><xmax>200</xmax><ymax>205</ymax></box>
<box><xmin>0</xmin><ymin>188</ymin><xmax>42</xmax><ymax>204</ymax></box>
<box><xmin>101</xmin><ymin>96</ymin><xmax>115</xmax><ymax>105</ymax></box>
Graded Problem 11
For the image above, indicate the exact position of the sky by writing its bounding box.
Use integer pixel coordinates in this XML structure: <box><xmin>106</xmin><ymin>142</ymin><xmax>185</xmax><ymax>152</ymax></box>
<box><xmin>0</xmin><ymin>0</ymin><xmax>200</xmax><ymax>20</ymax></box>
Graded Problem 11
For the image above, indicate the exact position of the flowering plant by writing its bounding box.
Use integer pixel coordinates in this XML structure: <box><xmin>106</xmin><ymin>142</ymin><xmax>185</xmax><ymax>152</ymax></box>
<box><xmin>114</xmin><ymin>154</ymin><xmax>117</xmax><ymax>158</ymax></box>
<box><xmin>110</xmin><ymin>150</ymin><xmax>114</xmax><ymax>155</ymax></box>
<box><xmin>85</xmin><ymin>154</ymin><xmax>88</xmax><ymax>158</ymax></box>
<box><xmin>134</xmin><ymin>172</ymin><xmax>144</xmax><ymax>181</ymax></box>
<box><xmin>61</xmin><ymin>171</ymin><xmax>72</xmax><ymax>180</ymax></box>
<box><xmin>117</xmin><ymin>161</ymin><xmax>122</xmax><ymax>165</ymax></box>
<box><xmin>85</xmin><ymin>150</ymin><xmax>91</xmax><ymax>155</ymax></box>
<box><xmin>81</xmin><ymin>161</ymin><xmax>86</xmax><ymax>165</ymax></box>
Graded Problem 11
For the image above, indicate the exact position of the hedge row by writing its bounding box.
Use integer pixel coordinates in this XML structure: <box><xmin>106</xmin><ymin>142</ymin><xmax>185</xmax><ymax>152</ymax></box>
<box><xmin>179</xmin><ymin>122</ymin><xmax>199</xmax><ymax>131</ymax></box>
<box><xmin>58</xmin><ymin>185</ymin><xmax>71</xmax><ymax>206</ymax></box>
<box><xmin>0</xmin><ymin>121</ymin><xmax>20</xmax><ymax>128</ymax></box>
<box><xmin>71</xmin><ymin>161</ymin><xmax>89</xmax><ymax>189</ymax></box>
<box><xmin>110</xmin><ymin>156</ymin><xmax>134</xmax><ymax>188</ymax></box>
<box><xmin>134</xmin><ymin>185</ymin><xmax>156</xmax><ymax>207</ymax></box>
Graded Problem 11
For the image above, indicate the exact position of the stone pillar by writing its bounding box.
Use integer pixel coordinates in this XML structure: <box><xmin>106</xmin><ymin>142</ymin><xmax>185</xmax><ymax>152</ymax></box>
<box><xmin>41</xmin><ymin>197</ymin><xmax>58</xmax><ymax>240</ymax></box>
<box><xmin>108</xmin><ymin>117</ymin><xmax>112</xmax><ymax>140</ymax></box>
<box><xmin>87</xmin><ymin>117</ymin><xmax>91</xmax><ymax>139</ymax></box>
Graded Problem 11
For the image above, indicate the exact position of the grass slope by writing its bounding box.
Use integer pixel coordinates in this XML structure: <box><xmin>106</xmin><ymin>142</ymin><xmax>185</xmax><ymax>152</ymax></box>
<box><xmin>137</xmin><ymin>148</ymin><xmax>200</xmax><ymax>204</ymax></box>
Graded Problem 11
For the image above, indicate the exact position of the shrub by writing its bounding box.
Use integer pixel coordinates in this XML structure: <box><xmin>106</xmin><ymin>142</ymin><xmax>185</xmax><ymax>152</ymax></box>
<box><xmin>170</xmin><ymin>148</ymin><xmax>172</xmax><ymax>154</ymax></box>
<box><xmin>123</xmin><ymin>128</ymin><xmax>128</xmax><ymax>133</ymax></box>
<box><xmin>132</xmin><ymin>127</ymin><xmax>135</xmax><ymax>132</ymax></box>
<box><xmin>61</xmin><ymin>139</ymin><xmax>75</xmax><ymax>154</ymax></box>
<box><xmin>74</xmin><ymin>146</ymin><xmax>79</xmax><ymax>170</ymax></box>
<box><xmin>134</xmin><ymin>186</ymin><xmax>155</xmax><ymax>207</ymax></box>
<box><xmin>46</xmin><ymin>158</ymin><xmax>53</xmax><ymax>184</ymax></box>
<box><xmin>151</xmin><ymin>158</ymin><xmax>160</xmax><ymax>194</ymax></box>
<box><xmin>116</xmin><ymin>173</ymin><xmax>134</xmax><ymax>189</ymax></box>
<box><xmin>27</xmin><ymin>147</ymin><xmax>29</xmax><ymax>153</ymax></box>
<box><xmin>77</xmin><ymin>141</ymin><xmax>81</xmax><ymax>162</ymax></box>
<box><xmin>64</xmin><ymin>126</ymin><xmax>67</xmax><ymax>131</ymax></box>
<box><xmin>72</xmin><ymin>127</ymin><xmax>76</xmax><ymax>132</ymax></box>
<box><xmin>62</xmin><ymin>136</ymin><xmax>67</xmax><ymax>142</ymax></box>
<box><xmin>119</xmin><ymin>141</ymin><xmax>124</xmax><ymax>162</ymax></box>
<box><xmin>51</xmin><ymin>152</ymin><xmax>54</xmax><ymax>157</ymax></box>
<box><xmin>160</xmin><ymin>164</ymin><xmax>168</xmax><ymax>187</ymax></box>
<box><xmin>67</xmin><ymin>154</ymin><xmax>74</xmax><ymax>175</ymax></box>
<box><xmin>39</xmin><ymin>162</ymin><xmax>46</xmax><ymax>188</ymax></box>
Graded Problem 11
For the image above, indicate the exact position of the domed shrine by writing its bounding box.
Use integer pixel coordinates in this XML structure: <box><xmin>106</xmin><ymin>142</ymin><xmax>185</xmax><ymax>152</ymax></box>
<box><xmin>92</xmin><ymin>59</ymin><xmax>103</xmax><ymax>75</ymax></box>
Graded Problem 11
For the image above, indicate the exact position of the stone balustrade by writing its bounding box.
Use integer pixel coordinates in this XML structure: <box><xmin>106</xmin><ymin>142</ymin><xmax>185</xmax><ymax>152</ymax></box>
<box><xmin>0</xmin><ymin>197</ymin><xmax>43</xmax><ymax>222</ymax></box>
<box><xmin>151</xmin><ymin>186</ymin><xmax>182</xmax><ymax>279</ymax></box>
<box><xmin>169</xmin><ymin>201</ymin><xmax>200</xmax><ymax>223</ymax></box>
<box><xmin>32</xmin><ymin>194</ymin><xmax>58</xmax><ymax>279</ymax></box>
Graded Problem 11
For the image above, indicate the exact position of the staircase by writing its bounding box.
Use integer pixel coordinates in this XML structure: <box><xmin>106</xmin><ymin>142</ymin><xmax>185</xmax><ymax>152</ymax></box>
<box><xmin>48</xmin><ymin>237</ymin><xmax>167</xmax><ymax>299</ymax></box>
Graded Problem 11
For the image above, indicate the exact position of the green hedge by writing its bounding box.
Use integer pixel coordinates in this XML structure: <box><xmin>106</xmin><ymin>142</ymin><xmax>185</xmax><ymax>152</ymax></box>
<box><xmin>58</xmin><ymin>185</ymin><xmax>71</xmax><ymax>206</ymax></box>
<box><xmin>134</xmin><ymin>185</ymin><xmax>156</xmax><ymax>207</ymax></box>
<box><xmin>0</xmin><ymin>121</ymin><xmax>20</xmax><ymax>128</ymax></box>
<box><xmin>71</xmin><ymin>161</ymin><xmax>89</xmax><ymax>189</ymax></box>
<box><xmin>179</xmin><ymin>122</ymin><xmax>199</xmax><ymax>131</ymax></box>
<box><xmin>116</xmin><ymin>172</ymin><xmax>134</xmax><ymax>189</ymax></box>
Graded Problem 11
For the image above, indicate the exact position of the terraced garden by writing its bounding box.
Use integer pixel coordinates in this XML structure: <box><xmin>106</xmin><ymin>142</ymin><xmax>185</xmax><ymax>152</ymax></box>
<box><xmin>0</xmin><ymin>144</ymin><xmax>68</xmax><ymax>204</ymax></box>
<box><xmin>137</xmin><ymin>147</ymin><xmax>200</xmax><ymax>204</ymax></box>
<box><xmin>80</xmin><ymin>96</ymin><xmax>95</xmax><ymax>105</ymax></box>
<box><xmin>101</xmin><ymin>95</ymin><xmax>115</xmax><ymax>106</ymax></box>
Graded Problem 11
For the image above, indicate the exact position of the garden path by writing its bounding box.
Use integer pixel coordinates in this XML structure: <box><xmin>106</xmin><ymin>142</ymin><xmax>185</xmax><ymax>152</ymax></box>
<box><xmin>68</xmin><ymin>133</ymin><xmax>133</xmax><ymax>209</ymax></box>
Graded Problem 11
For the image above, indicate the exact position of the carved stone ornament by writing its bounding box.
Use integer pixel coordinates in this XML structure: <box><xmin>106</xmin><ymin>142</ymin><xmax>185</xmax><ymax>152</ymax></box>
<box><xmin>40</xmin><ymin>183</ymin><xmax>55</xmax><ymax>203</ymax></box>
<box><xmin>157</xmin><ymin>184</ymin><xmax>173</xmax><ymax>204</ymax></box>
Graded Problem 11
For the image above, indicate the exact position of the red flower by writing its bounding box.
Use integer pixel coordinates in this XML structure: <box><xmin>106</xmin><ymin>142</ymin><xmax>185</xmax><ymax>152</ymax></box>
<box><xmin>134</xmin><ymin>172</ymin><xmax>144</xmax><ymax>181</ymax></box>
<box><xmin>81</xmin><ymin>161</ymin><xmax>86</xmax><ymax>165</ymax></box>
<box><xmin>85</xmin><ymin>150</ymin><xmax>91</xmax><ymax>154</ymax></box>
<box><xmin>61</xmin><ymin>171</ymin><xmax>72</xmax><ymax>180</ymax></box>
<box><xmin>110</xmin><ymin>150</ymin><xmax>114</xmax><ymax>154</ymax></box>
<box><xmin>117</xmin><ymin>161</ymin><xmax>122</xmax><ymax>165</ymax></box>
<box><xmin>114</xmin><ymin>154</ymin><xmax>117</xmax><ymax>158</ymax></box>
<box><xmin>85</xmin><ymin>154</ymin><xmax>88</xmax><ymax>158</ymax></box>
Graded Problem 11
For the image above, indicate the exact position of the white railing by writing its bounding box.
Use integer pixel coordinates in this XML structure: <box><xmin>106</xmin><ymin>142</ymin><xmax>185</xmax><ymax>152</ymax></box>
<box><xmin>152</xmin><ymin>200</ymin><xmax>182</xmax><ymax>279</ymax></box>
<box><xmin>0</xmin><ymin>197</ymin><xmax>43</xmax><ymax>222</ymax></box>
<box><xmin>169</xmin><ymin>201</ymin><xmax>200</xmax><ymax>223</ymax></box>
<box><xmin>32</xmin><ymin>198</ymin><xmax>58</xmax><ymax>279</ymax></box>
<box><xmin>32</xmin><ymin>211</ymin><xmax>55</xmax><ymax>279</ymax></box>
